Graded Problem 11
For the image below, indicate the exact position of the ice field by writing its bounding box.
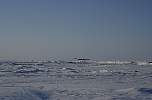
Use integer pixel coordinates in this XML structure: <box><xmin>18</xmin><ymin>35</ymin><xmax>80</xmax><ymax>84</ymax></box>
<box><xmin>0</xmin><ymin>60</ymin><xmax>152</xmax><ymax>100</ymax></box>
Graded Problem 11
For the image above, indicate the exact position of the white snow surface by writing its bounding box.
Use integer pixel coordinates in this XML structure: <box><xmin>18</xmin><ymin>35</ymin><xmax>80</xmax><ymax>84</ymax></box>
<box><xmin>0</xmin><ymin>61</ymin><xmax>152</xmax><ymax>100</ymax></box>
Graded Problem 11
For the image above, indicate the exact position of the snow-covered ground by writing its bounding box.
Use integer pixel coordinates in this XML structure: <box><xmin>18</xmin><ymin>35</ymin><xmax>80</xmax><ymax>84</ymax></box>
<box><xmin>0</xmin><ymin>61</ymin><xmax>152</xmax><ymax>100</ymax></box>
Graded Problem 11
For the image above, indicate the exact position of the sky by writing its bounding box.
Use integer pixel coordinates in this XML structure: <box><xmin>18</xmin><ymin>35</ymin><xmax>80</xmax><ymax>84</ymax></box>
<box><xmin>0</xmin><ymin>0</ymin><xmax>152</xmax><ymax>61</ymax></box>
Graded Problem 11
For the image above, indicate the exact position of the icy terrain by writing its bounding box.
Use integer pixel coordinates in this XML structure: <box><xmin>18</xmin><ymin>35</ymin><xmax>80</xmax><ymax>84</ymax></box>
<box><xmin>0</xmin><ymin>61</ymin><xmax>152</xmax><ymax>100</ymax></box>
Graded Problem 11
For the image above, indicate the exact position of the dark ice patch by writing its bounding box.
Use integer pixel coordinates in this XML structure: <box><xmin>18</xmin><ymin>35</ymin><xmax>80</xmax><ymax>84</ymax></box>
<box><xmin>138</xmin><ymin>88</ymin><xmax>152</xmax><ymax>94</ymax></box>
<box><xmin>15</xmin><ymin>68</ymin><xmax>44</xmax><ymax>73</ymax></box>
<box><xmin>30</xmin><ymin>90</ymin><xmax>49</xmax><ymax>100</ymax></box>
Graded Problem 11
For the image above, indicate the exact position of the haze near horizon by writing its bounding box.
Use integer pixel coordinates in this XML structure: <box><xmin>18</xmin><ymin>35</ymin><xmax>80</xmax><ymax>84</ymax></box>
<box><xmin>0</xmin><ymin>0</ymin><xmax>152</xmax><ymax>60</ymax></box>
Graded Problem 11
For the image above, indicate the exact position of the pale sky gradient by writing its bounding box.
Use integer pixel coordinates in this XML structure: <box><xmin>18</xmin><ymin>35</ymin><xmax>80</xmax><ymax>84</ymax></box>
<box><xmin>0</xmin><ymin>0</ymin><xmax>152</xmax><ymax>60</ymax></box>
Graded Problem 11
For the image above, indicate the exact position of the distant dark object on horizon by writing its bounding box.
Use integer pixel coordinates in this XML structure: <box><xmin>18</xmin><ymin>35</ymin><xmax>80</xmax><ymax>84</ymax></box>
<box><xmin>74</xmin><ymin>58</ymin><xmax>91</xmax><ymax>61</ymax></box>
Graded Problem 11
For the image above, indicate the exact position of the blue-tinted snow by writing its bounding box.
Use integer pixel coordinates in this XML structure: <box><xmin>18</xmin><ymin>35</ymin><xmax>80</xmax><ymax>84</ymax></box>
<box><xmin>0</xmin><ymin>61</ymin><xmax>152</xmax><ymax>100</ymax></box>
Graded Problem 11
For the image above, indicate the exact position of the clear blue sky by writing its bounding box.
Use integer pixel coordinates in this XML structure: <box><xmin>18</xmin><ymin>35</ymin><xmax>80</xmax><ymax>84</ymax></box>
<box><xmin>0</xmin><ymin>0</ymin><xmax>152</xmax><ymax>60</ymax></box>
